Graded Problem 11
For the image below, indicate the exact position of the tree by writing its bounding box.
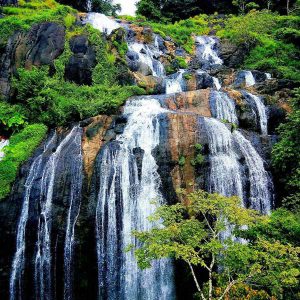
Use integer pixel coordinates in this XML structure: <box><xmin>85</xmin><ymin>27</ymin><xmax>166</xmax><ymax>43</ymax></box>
<box><xmin>272</xmin><ymin>88</ymin><xmax>300</xmax><ymax>206</ymax></box>
<box><xmin>131</xmin><ymin>190</ymin><xmax>300</xmax><ymax>300</ymax></box>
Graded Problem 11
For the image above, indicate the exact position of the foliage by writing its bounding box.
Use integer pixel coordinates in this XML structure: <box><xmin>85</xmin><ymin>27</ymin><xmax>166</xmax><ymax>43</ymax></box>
<box><xmin>0</xmin><ymin>102</ymin><xmax>27</xmax><ymax>135</ymax></box>
<box><xmin>0</xmin><ymin>0</ymin><xmax>76</xmax><ymax>47</ymax></box>
<box><xmin>131</xmin><ymin>190</ymin><xmax>300</xmax><ymax>300</ymax></box>
<box><xmin>91</xmin><ymin>0</ymin><xmax>121</xmax><ymax>16</ymax></box>
<box><xmin>12</xmin><ymin>66</ymin><xmax>144</xmax><ymax>127</ymax></box>
<box><xmin>0</xmin><ymin>124</ymin><xmax>47</xmax><ymax>200</ymax></box>
<box><xmin>272</xmin><ymin>88</ymin><xmax>300</xmax><ymax>204</ymax></box>
<box><xmin>217</xmin><ymin>11</ymin><xmax>300</xmax><ymax>80</ymax></box>
<box><xmin>178</xmin><ymin>155</ymin><xmax>186</xmax><ymax>167</ymax></box>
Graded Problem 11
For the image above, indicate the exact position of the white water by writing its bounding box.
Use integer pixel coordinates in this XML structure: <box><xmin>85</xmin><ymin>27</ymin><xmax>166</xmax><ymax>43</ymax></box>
<box><xmin>86</xmin><ymin>13</ymin><xmax>120</xmax><ymax>35</ymax></box>
<box><xmin>128</xmin><ymin>42</ymin><xmax>165</xmax><ymax>77</ymax></box>
<box><xmin>63</xmin><ymin>128</ymin><xmax>83</xmax><ymax>300</ymax></box>
<box><xmin>213</xmin><ymin>77</ymin><xmax>221</xmax><ymax>90</ymax></box>
<box><xmin>195</xmin><ymin>36</ymin><xmax>223</xmax><ymax>65</ymax></box>
<box><xmin>95</xmin><ymin>98</ymin><xmax>174</xmax><ymax>300</ymax></box>
<box><xmin>86</xmin><ymin>0</ymin><xmax>92</xmax><ymax>12</ymax></box>
<box><xmin>233</xmin><ymin>131</ymin><xmax>272</xmax><ymax>214</ymax></box>
<box><xmin>165</xmin><ymin>70</ymin><xmax>184</xmax><ymax>94</ymax></box>
<box><xmin>34</xmin><ymin>127</ymin><xmax>82</xmax><ymax>300</ymax></box>
<box><xmin>210</xmin><ymin>90</ymin><xmax>238</xmax><ymax>124</ymax></box>
<box><xmin>203</xmin><ymin>118</ymin><xmax>244</xmax><ymax>200</ymax></box>
<box><xmin>243</xmin><ymin>91</ymin><xmax>268</xmax><ymax>135</ymax></box>
<box><xmin>244</xmin><ymin>71</ymin><xmax>256</xmax><ymax>86</ymax></box>
<box><xmin>265</xmin><ymin>73</ymin><xmax>272</xmax><ymax>79</ymax></box>
<box><xmin>0</xmin><ymin>139</ymin><xmax>9</xmax><ymax>160</ymax></box>
<box><xmin>10</xmin><ymin>133</ymin><xmax>57</xmax><ymax>300</ymax></box>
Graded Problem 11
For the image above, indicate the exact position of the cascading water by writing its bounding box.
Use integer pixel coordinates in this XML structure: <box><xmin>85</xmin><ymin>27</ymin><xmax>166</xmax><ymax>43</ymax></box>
<box><xmin>233</xmin><ymin>131</ymin><xmax>273</xmax><ymax>214</ymax></box>
<box><xmin>165</xmin><ymin>70</ymin><xmax>184</xmax><ymax>94</ymax></box>
<box><xmin>212</xmin><ymin>77</ymin><xmax>221</xmax><ymax>90</ymax></box>
<box><xmin>128</xmin><ymin>42</ymin><xmax>165</xmax><ymax>77</ymax></box>
<box><xmin>34</xmin><ymin>126</ymin><xmax>83</xmax><ymax>300</ymax></box>
<box><xmin>209</xmin><ymin>90</ymin><xmax>238</xmax><ymax>124</ymax></box>
<box><xmin>195</xmin><ymin>36</ymin><xmax>223</xmax><ymax>66</ymax></box>
<box><xmin>10</xmin><ymin>126</ymin><xmax>83</xmax><ymax>300</ymax></box>
<box><xmin>0</xmin><ymin>138</ymin><xmax>9</xmax><ymax>160</ymax></box>
<box><xmin>86</xmin><ymin>13</ymin><xmax>120</xmax><ymax>35</ymax></box>
<box><xmin>243</xmin><ymin>91</ymin><xmax>268</xmax><ymax>135</ymax></box>
<box><xmin>9</xmin><ymin>133</ymin><xmax>57</xmax><ymax>300</ymax></box>
<box><xmin>95</xmin><ymin>98</ymin><xmax>175</xmax><ymax>300</ymax></box>
<box><xmin>202</xmin><ymin>118</ymin><xmax>244</xmax><ymax>201</ymax></box>
<box><xmin>63</xmin><ymin>129</ymin><xmax>83</xmax><ymax>300</ymax></box>
<box><xmin>243</xmin><ymin>71</ymin><xmax>256</xmax><ymax>86</ymax></box>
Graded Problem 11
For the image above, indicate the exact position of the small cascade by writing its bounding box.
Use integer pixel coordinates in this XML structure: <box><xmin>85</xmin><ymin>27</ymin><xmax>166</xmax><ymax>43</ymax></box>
<box><xmin>0</xmin><ymin>139</ymin><xmax>9</xmax><ymax>160</ymax></box>
<box><xmin>244</xmin><ymin>71</ymin><xmax>256</xmax><ymax>86</ymax></box>
<box><xmin>203</xmin><ymin>118</ymin><xmax>244</xmax><ymax>201</ymax></box>
<box><xmin>128</xmin><ymin>42</ymin><xmax>165</xmax><ymax>77</ymax></box>
<box><xmin>86</xmin><ymin>13</ymin><xmax>120</xmax><ymax>35</ymax></box>
<box><xmin>63</xmin><ymin>129</ymin><xmax>83</xmax><ymax>300</ymax></box>
<box><xmin>209</xmin><ymin>90</ymin><xmax>238</xmax><ymax>124</ymax></box>
<box><xmin>195</xmin><ymin>36</ymin><xmax>223</xmax><ymax>66</ymax></box>
<box><xmin>95</xmin><ymin>98</ymin><xmax>174</xmax><ymax>300</ymax></box>
<box><xmin>265</xmin><ymin>73</ymin><xmax>272</xmax><ymax>79</ymax></box>
<box><xmin>9</xmin><ymin>133</ymin><xmax>57</xmax><ymax>300</ymax></box>
<box><xmin>34</xmin><ymin>126</ymin><xmax>83</xmax><ymax>300</ymax></box>
<box><xmin>86</xmin><ymin>0</ymin><xmax>92</xmax><ymax>12</ymax></box>
<box><xmin>165</xmin><ymin>70</ymin><xmax>184</xmax><ymax>94</ymax></box>
<box><xmin>243</xmin><ymin>91</ymin><xmax>268</xmax><ymax>135</ymax></box>
<box><xmin>233</xmin><ymin>131</ymin><xmax>273</xmax><ymax>214</ymax></box>
<box><xmin>212</xmin><ymin>76</ymin><xmax>221</xmax><ymax>90</ymax></box>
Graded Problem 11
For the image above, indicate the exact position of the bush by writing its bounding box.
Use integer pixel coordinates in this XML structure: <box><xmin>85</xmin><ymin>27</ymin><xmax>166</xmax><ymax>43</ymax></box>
<box><xmin>0</xmin><ymin>124</ymin><xmax>47</xmax><ymax>200</ymax></box>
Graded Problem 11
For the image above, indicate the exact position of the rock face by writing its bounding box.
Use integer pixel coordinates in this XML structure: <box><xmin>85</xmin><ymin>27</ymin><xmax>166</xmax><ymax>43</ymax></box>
<box><xmin>0</xmin><ymin>0</ymin><xmax>18</xmax><ymax>5</ymax></box>
<box><xmin>65</xmin><ymin>35</ymin><xmax>97</xmax><ymax>85</ymax></box>
<box><xmin>219</xmin><ymin>39</ymin><xmax>248</xmax><ymax>68</ymax></box>
<box><xmin>0</xmin><ymin>22</ymin><xmax>65</xmax><ymax>99</ymax></box>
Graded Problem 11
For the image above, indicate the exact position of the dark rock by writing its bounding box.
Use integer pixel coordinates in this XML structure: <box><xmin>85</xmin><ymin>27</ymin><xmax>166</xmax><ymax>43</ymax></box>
<box><xmin>195</xmin><ymin>71</ymin><xmax>215</xmax><ymax>89</ymax></box>
<box><xmin>267</xmin><ymin>105</ymin><xmax>286</xmax><ymax>134</ymax></box>
<box><xmin>0</xmin><ymin>22</ymin><xmax>65</xmax><ymax>99</ymax></box>
<box><xmin>219</xmin><ymin>39</ymin><xmax>248</xmax><ymax>68</ymax></box>
<box><xmin>0</xmin><ymin>0</ymin><xmax>18</xmax><ymax>5</ymax></box>
<box><xmin>65</xmin><ymin>35</ymin><xmax>96</xmax><ymax>85</ymax></box>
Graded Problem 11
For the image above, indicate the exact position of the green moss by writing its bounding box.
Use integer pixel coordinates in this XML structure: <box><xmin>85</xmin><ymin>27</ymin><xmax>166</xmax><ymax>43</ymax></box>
<box><xmin>0</xmin><ymin>124</ymin><xmax>47</xmax><ymax>200</ymax></box>
<box><xmin>184</xmin><ymin>73</ymin><xmax>193</xmax><ymax>80</ymax></box>
<box><xmin>178</xmin><ymin>156</ymin><xmax>186</xmax><ymax>167</ymax></box>
<box><xmin>175</xmin><ymin>56</ymin><xmax>188</xmax><ymax>69</ymax></box>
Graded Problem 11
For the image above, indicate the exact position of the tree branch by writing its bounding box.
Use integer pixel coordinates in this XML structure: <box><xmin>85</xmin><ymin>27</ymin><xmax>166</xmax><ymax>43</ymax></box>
<box><xmin>188</xmin><ymin>262</ymin><xmax>206</xmax><ymax>300</ymax></box>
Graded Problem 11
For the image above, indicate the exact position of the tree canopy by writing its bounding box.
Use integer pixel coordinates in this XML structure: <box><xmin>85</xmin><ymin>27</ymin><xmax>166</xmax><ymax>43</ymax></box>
<box><xmin>131</xmin><ymin>190</ymin><xmax>300</xmax><ymax>300</ymax></box>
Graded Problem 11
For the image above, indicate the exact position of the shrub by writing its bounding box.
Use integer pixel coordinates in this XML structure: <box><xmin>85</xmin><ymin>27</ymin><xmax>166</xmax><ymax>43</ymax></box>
<box><xmin>0</xmin><ymin>124</ymin><xmax>47</xmax><ymax>200</ymax></box>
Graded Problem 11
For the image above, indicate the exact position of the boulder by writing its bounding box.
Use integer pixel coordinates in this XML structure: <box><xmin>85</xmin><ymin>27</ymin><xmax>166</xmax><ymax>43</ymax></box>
<box><xmin>0</xmin><ymin>22</ymin><xmax>65</xmax><ymax>99</ymax></box>
<box><xmin>219</xmin><ymin>39</ymin><xmax>248</xmax><ymax>68</ymax></box>
<box><xmin>65</xmin><ymin>35</ymin><xmax>97</xmax><ymax>85</ymax></box>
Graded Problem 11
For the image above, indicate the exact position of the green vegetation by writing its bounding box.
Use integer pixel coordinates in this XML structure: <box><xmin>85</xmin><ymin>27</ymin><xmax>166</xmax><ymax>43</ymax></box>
<box><xmin>272</xmin><ymin>88</ymin><xmax>300</xmax><ymax>206</ymax></box>
<box><xmin>0</xmin><ymin>124</ymin><xmax>47</xmax><ymax>200</ymax></box>
<box><xmin>0</xmin><ymin>0</ymin><xmax>145</xmax><ymax>200</ymax></box>
<box><xmin>0</xmin><ymin>0</ymin><xmax>75</xmax><ymax>47</ymax></box>
<box><xmin>218</xmin><ymin>10</ymin><xmax>300</xmax><ymax>81</ymax></box>
<box><xmin>178</xmin><ymin>155</ymin><xmax>186</xmax><ymax>167</ymax></box>
<box><xmin>131</xmin><ymin>189</ymin><xmax>300</xmax><ymax>300</ymax></box>
<box><xmin>191</xmin><ymin>143</ymin><xmax>204</xmax><ymax>167</ymax></box>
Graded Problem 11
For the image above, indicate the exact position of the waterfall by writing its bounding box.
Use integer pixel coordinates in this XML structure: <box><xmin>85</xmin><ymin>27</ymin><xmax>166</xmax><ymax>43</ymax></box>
<box><xmin>209</xmin><ymin>90</ymin><xmax>238</xmax><ymax>124</ymax></box>
<box><xmin>86</xmin><ymin>0</ymin><xmax>92</xmax><ymax>12</ymax></box>
<box><xmin>203</xmin><ymin>118</ymin><xmax>244</xmax><ymax>200</ymax></box>
<box><xmin>63</xmin><ymin>129</ymin><xmax>83</xmax><ymax>300</ymax></box>
<box><xmin>265</xmin><ymin>73</ymin><xmax>272</xmax><ymax>79</ymax></box>
<box><xmin>34</xmin><ymin>126</ymin><xmax>83</xmax><ymax>300</ymax></box>
<box><xmin>195</xmin><ymin>36</ymin><xmax>223</xmax><ymax>65</ymax></box>
<box><xmin>233</xmin><ymin>131</ymin><xmax>273</xmax><ymax>214</ymax></box>
<box><xmin>243</xmin><ymin>91</ymin><xmax>268</xmax><ymax>135</ymax></box>
<box><xmin>9</xmin><ymin>133</ymin><xmax>57</xmax><ymax>300</ymax></box>
<box><xmin>244</xmin><ymin>71</ymin><xmax>256</xmax><ymax>86</ymax></box>
<box><xmin>85</xmin><ymin>13</ymin><xmax>120</xmax><ymax>35</ymax></box>
<box><xmin>0</xmin><ymin>139</ymin><xmax>9</xmax><ymax>160</ymax></box>
<box><xmin>95</xmin><ymin>98</ymin><xmax>175</xmax><ymax>300</ymax></box>
<box><xmin>165</xmin><ymin>70</ymin><xmax>184</xmax><ymax>94</ymax></box>
<box><xmin>128</xmin><ymin>42</ymin><xmax>165</xmax><ymax>77</ymax></box>
<box><xmin>212</xmin><ymin>77</ymin><xmax>221</xmax><ymax>90</ymax></box>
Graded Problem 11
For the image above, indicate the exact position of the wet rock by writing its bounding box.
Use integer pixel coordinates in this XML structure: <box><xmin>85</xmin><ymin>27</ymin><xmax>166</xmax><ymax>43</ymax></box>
<box><xmin>219</xmin><ymin>39</ymin><xmax>248</xmax><ymax>68</ymax></box>
<box><xmin>65</xmin><ymin>35</ymin><xmax>97</xmax><ymax>85</ymax></box>
<box><xmin>133</xmin><ymin>72</ymin><xmax>164</xmax><ymax>94</ymax></box>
